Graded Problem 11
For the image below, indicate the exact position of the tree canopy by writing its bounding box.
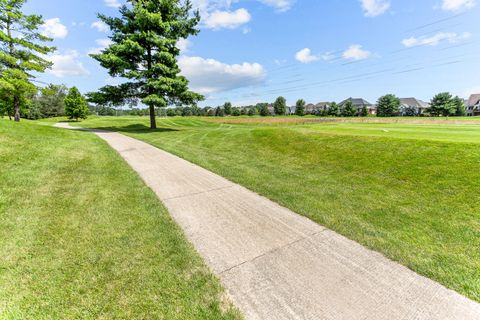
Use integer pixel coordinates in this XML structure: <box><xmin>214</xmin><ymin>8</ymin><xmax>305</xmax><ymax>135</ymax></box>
<box><xmin>65</xmin><ymin>87</ymin><xmax>89</xmax><ymax>121</ymax></box>
<box><xmin>90</xmin><ymin>0</ymin><xmax>203</xmax><ymax>129</ymax></box>
<box><xmin>273</xmin><ymin>96</ymin><xmax>287</xmax><ymax>116</ymax></box>
<box><xmin>295</xmin><ymin>99</ymin><xmax>305</xmax><ymax>116</ymax></box>
<box><xmin>376</xmin><ymin>94</ymin><xmax>400</xmax><ymax>117</ymax></box>
<box><xmin>0</xmin><ymin>0</ymin><xmax>54</xmax><ymax>121</ymax></box>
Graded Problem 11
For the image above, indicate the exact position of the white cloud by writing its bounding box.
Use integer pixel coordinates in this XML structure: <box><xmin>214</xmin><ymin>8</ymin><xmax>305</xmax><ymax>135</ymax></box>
<box><xmin>91</xmin><ymin>21</ymin><xmax>109</xmax><ymax>33</ymax></box>
<box><xmin>41</xmin><ymin>18</ymin><xmax>68</xmax><ymax>39</ymax></box>
<box><xmin>360</xmin><ymin>0</ymin><xmax>391</xmax><ymax>17</ymax></box>
<box><xmin>177</xmin><ymin>38</ymin><xmax>192</xmax><ymax>52</ymax></box>
<box><xmin>104</xmin><ymin>0</ymin><xmax>121</xmax><ymax>8</ymax></box>
<box><xmin>441</xmin><ymin>0</ymin><xmax>476</xmax><ymax>11</ymax></box>
<box><xmin>402</xmin><ymin>32</ymin><xmax>471</xmax><ymax>47</ymax></box>
<box><xmin>258</xmin><ymin>0</ymin><xmax>295</xmax><ymax>12</ymax></box>
<box><xmin>204</xmin><ymin>8</ymin><xmax>251</xmax><ymax>29</ymax></box>
<box><xmin>88</xmin><ymin>38</ymin><xmax>113</xmax><ymax>55</ymax></box>
<box><xmin>295</xmin><ymin>48</ymin><xmax>335</xmax><ymax>64</ymax></box>
<box><xmin>342</xmin><ymin>45</ymin><xmax>371</xmax><ymax>60</ymax></box>
<box><xmin>178</xmin><ymin>56</ymin><xmax>266</xmax><ymax>94</ymax></box>
<box><xmin>45</xmin><ymin>50</ymin><xmax>89</xmax><ymax>78</ymax></box>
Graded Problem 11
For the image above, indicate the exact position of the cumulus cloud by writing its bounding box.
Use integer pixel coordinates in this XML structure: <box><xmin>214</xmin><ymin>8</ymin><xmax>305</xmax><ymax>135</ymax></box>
<box><xmin>441</xmin><ymin>0</ymin><xmax>476</xmax><ymax>11</ymax></box>
<box><xmin>41</xmin><ymin>18</ymin><xmax>68</xmax><ymax>39</ymax></box>
<box><xmin>204</xmin><ymin>8</ymin><xmax>251</xmax><ymax>29</ymax></box>
<box><xmin>360</xmin><ymin>0</ymin><xmax>391</xmax><ymax>17</ymax></box>
<box><xmin>342</xmin><ymin>45</ymin><xmax>371</xmax><ymax>60</ymax></box>
<box><xmin>177</xmin><ymin>38</ymin><xmax>192</xmax><ymax>52</ymax></box>
<box><xmin>45</xmin><ymin>50</ymin><xmax>89</xmax><ymax>78</ymax></box>
<box><xmin>295</xmin><ymin>48</ymin><xmax>334</xmax><ymax>64</ymax></box>
<box><xmin>91</xmin><ymin>21</ymin><xmax>109</xmax><ymax>33</ymax></box>
<box><xmin>178</xmin><ymin>56</ymin><xmax>266</xmax><ymax>94</ymax></box>
<box><xmin>104</xmin><ymin>0</ymin><xmax>121</xmax><ymax>8</ymax></box>
<box><xmin>402</xmin><ymin>32</ymin><xmax>471</xmax><ymax>47</ymax></box>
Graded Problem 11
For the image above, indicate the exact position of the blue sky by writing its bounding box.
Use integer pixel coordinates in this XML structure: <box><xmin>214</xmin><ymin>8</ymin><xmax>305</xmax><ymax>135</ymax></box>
<box><xmin>25</xmin><ymin>0</ymin><xmax>480</xmax><ymax>106</ymax></box>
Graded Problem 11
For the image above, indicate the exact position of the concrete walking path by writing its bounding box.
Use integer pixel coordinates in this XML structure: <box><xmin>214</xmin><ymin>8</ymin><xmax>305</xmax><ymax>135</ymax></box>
<box><xmin>56</xmin><ymin>123</ymin><xmax>480</xmax><ymax>320</ymax></box>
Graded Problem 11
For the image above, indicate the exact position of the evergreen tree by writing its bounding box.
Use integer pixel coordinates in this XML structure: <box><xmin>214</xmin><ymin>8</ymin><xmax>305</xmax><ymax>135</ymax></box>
<box><xmin>376</xmin><ymin>94</ymin><xmax>400</xmax><ymax>117</ymax></box>
<box><xmin>295</xmin><ymin>99</ymin><xmax>305</xmax><ymax>116</ymax></box>
<box><xmin>327</xmin><ymin>102</ymin><xmax>340</xmax><ymax>117</ymax></box>
<box><xmin>273</xmin><ymin>96</ymin><xmax>287</xmax><ymax>115</ymax></box>
<box><xmin>341</xmin><ymin>101</ymin><xmax>357</xmax><ymax>117</ymax></box>
<box><xmin>428</xmin><ymin>92</ymin><xmax>455</xmax><ymax>117</ymax></box>
<box><xmin>65</xmin><ymin>87</ymin><xmax>89</xmax><ymax>121</ymax></box>
<box><xmin>0</xmin><ymin>0</ymin><xmax>54</xmax><ymax>122</ymax></box>
<box><xmin>91</xmin><ymin>0</ymin><xmax>203</xmax><ymax>129</ymax></box>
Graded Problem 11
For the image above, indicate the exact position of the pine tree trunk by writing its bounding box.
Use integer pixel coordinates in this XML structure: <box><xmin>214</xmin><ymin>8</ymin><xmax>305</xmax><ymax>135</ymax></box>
<box><xmin>14</xmin><ymin>95</ymin><xmax>20</xmax><ymax>122</ymax></box>
<box><xmin>149</xmin><ymin>105</ymin><xmax>156</xmax><ymax>129</ymax></box>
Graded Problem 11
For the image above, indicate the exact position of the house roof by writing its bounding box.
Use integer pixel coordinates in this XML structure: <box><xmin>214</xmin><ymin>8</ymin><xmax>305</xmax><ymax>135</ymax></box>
<box><xmin>467</xmin><ymin>94</ymin><xmax>480</xmax><ymax>107</ymax></box>
<box><xmin>399</xmin><ymin>98</ymin><xmax>429</xmax><ymax>108</ymax></box>
<box><xmin>338</xmin><ymin>97</ymin><xmax>373</xmax><ymax>107</ymax></box>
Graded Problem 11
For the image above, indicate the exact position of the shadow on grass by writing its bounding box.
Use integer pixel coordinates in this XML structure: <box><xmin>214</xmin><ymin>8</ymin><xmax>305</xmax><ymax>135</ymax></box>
<box><xmin>91</xmin><ymin>124</ymin><xmax>178</xmax><ymax>134</ymax></box>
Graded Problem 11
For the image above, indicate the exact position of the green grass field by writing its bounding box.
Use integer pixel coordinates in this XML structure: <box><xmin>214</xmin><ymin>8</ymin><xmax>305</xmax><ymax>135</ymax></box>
<box><xmin>73</xmin><ymin>116</ymin><xmax>480</xmax><ymax>302</ymax></box>
<box><xmin>0</xmin><ymin>119</ymin><xmax>241</xmax><ymax>319</ymax></box>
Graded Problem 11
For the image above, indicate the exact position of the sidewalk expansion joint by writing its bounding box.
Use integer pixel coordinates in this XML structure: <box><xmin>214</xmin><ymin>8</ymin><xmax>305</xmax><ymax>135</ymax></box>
<box><xmin>219</xmin><ymin>229</ymin><xmax>328</xmax><ymax>276</ymax></box>
<box><xmin>162</xmin><ymin>185</ymin><xmax>236</xmax><ymax>201</ymax></box>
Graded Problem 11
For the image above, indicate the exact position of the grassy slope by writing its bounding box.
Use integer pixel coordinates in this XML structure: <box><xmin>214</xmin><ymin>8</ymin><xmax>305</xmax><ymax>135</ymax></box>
<box><xmin>0</xmin><ymin>119</ymin><xmax>240</xmax><ymax>320</ymax></box>
<box><xmin>75</xmin><ymin>116</ymin><xmax>480</xmax><ymax>302</ymax></box>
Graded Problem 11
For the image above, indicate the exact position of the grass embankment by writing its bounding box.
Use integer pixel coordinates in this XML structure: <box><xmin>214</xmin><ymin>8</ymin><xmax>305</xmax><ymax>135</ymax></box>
<box><xmin>0</xmin><ymin>119</ymin><xmax>241</xmax><ymax>319</ymax></box>
<box><xmin>75</xmin><ymin>116</ymin><xmax>480</xmax><ymax>302</ymax></box>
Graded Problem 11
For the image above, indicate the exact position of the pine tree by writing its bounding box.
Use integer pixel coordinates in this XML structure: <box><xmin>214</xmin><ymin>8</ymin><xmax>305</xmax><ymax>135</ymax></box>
<box><xmin>0</xmin><ymin>0</ymin><xmax>54</xmax><ymax>122</ymax></box>
<box><xmin>91</xmin><ymin>0</ymin><xmax>203</xmax><ymax>129</ymax></box>
<box><xmin>376</xmin><ymin>94</ymin><xmax>400</xmax><ymax>117</ymax></box>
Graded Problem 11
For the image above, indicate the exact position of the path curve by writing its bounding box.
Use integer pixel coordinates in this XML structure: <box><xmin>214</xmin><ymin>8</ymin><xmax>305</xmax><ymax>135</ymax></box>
<box><xmin>56</xmin><ymin>123</ymin><xmax>480</xmax><ymax>320</ymax></box>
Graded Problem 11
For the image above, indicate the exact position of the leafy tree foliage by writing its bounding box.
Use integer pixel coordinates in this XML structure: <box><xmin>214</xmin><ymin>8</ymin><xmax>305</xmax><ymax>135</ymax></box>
<box><xmin>91</xmin><ymin>0</ymin><xmax>203</xmax><ymax>129</ymax></box>
<box><xmin>247</xmin><ymin>107</ymin><xmax>256</xmax><ymax>116</ymax></box>
<box><xmin>359</xmin><ymin>106</ymin><xmax>368</xmax><ymax>117</ymax></box>
<box><xmin>215</xmin><ymin>106</ymin><xmax>224</xmax><ymax>117</ymax></box>
<box><xmin>341</xmin><ymin>101</ymin><xmax>357</xmax><ymax>117</ymax></box>
<box><xmin>273</xmin><ymin>96</ymin><xmax>287</xmax><ymax>115</ymax></box>
<box><xmin>428</xmin><ymin>92</ymin><xmax>455</xmax><ymax>117</ymax></box>
<box><xmin>295</xmin><ymin>99</ymin><xmax>305</xmax><ymax>116</ymax></box>
<box><xmin>453</xmin><ymin>96</ymin><xmax>466</xmax><ymax>116</ymax></box>
<box><xmin>223</xmin><ymin>102</ymin><xmax>232</xmax><ymax>115</ymax></box>
<box><xmin>376</xmin><ymin>94</ymin><xmax>400</xmax><ymax>117</ymax></box>
<box><xmin>327</xmin><ymin>102</ymin><xmax>340</xmax><ymax>117</ymax></box>
<box><xmin>30</xmin><ymin>84</ymin><xmax>67</xmax><ymax>118</ymax></box>
<box><xmin>259</xmin><ymin>104</ymin><xmax>270</xmax><ymax>116</ymax></box>
<box><xmin>65</xmin><ymin>87</ymin><xmax>89</xmax><ymax>121</ymax></box>
<box><xmin>0</xmin><ymin>0</ymin><xmax>54</xmax><ymax>122</ymax></box>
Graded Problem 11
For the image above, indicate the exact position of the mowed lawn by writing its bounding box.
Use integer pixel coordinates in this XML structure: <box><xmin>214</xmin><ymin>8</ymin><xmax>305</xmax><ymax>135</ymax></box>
<box><xmin>0</xmin><ymin>119</ymin><xmax>241</xmax><ymax>319</ymax></box>
<box><xmin>75</xmin><ymin>116</ymin><xmax>480</xmax><ymax>302</ymax></box>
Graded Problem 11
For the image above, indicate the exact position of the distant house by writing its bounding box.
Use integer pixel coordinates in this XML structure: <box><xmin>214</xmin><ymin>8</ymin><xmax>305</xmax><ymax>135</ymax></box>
<box><xmin>338</xmin><ymin>98</ymin><xmax>376</xmax><ymax>115</ymax></box>
<box><xmin>304</xmin><ymin>102</ymin><xmax>331</xmax><ymax>115</ymax></box>
<box><xmin>267</xmin><ymin>104</ymin><xmax>275</xmax><ymax>115</ymax></box>
<box><xmin>287</xmin><ymin>106</ymin><xmax>296</xmax><ymax>115</ymax></box>
<box><xmin>466</xmin><ymin>94</ymin><xmax>480</xmax><ymax>116</ymax></box>
<box><xmin>399</xmin><ymin>98</ymin><xmax>430</xmax><ymax>116</ymax></box>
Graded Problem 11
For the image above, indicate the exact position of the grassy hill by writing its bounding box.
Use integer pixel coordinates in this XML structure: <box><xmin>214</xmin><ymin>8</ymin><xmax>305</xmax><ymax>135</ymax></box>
<box><xmin>74</xmin><ymin>116</ymin><xmax>480</xmax><ymax>302</ymax></box>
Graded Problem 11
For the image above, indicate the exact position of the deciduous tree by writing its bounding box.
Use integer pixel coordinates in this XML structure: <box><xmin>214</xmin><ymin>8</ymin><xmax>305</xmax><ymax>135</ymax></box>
<box><xmin>91</xmin><ymin>0</ymin><xmax>203</xmax><ymax>129</ymax></box>
<box><xmin>295</xmin><ymin>99</ymin><xmax>305</xmax><ymax>116</ymax></box>
<box><xmin>273</xmin><ymin>96</ymin><xmax>287</xmax><ymax>116</ymax></box>
<box><xmin>65</xmin><ymin>87</ymin><xmax>89</xmax><ymax>121</ymax></box>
